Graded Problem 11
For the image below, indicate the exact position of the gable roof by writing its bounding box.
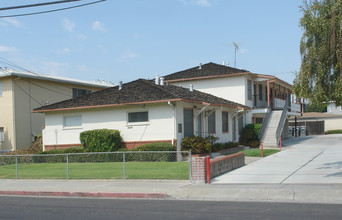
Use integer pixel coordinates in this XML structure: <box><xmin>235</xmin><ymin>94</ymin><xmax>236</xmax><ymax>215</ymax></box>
<box><xmin>0</xmin><ymin>69</ymin><xmax>111</xmax><ymax>88</ymax></box>
<box><xmin>163</xmin><ymin>62</ymin><xmax>293</xmax><ymax>88</ymax></box>
<box><xmin>33</xmin><ymin>79</ymin><xmax>250</xmax><ymax>113</ymax></box>
<box><xmin>163</xmin><ymin>62</ymin><xmax>250</xmax><ymax>82</ymax></box>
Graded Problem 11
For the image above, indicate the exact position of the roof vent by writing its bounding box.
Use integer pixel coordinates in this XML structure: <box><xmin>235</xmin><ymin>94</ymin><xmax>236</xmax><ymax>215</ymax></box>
<box><xmin>155</xmin><ymin>74</ymin><xmax>159</xmax><ymax>85</ymax></box>
<box><xmin>189</xmin><ymin>84</ymin><xmax>193</xmax><ymax>92</ymax></box>
<box><xmin>198</xmin><ymin>63</ymin><xmax>202</xmax><ymax>70</ymax></box>
<box><xmin>118</xmin><ymin>81</ymin><xmax>123</xmax><ymax>90</ymax></box>
<box><xmin>160</xmin><ymin>77</ymin><xmax>165</xmax><ymax>86</ymax></box>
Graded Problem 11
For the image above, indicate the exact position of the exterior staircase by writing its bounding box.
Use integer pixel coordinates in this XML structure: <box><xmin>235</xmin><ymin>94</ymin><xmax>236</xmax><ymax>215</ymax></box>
<box><xmin>262</xmin><ymin>110</ymin><xmax>282</xmax><ymax>148</ymax></box>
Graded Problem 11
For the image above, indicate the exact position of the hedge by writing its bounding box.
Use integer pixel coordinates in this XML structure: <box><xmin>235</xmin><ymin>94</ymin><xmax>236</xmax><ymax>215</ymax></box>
<box><xmin>211</xmin><ymin>141</ymin><xmax>239</xmax><ymax>152</ymax></box>
<box><xmin>325</xmin><ymin>129</ymin><xmax>342</xmax><ymax>135</ymax></box>
<box><xmin>128</xmin><ymin>142</ymin><xmax>177</xmax><ymax>162</ymax></box>
<box><xmin>80</xmin><ymin>129</ymin><xmax>123</xmax><ymax>152</ymax></box>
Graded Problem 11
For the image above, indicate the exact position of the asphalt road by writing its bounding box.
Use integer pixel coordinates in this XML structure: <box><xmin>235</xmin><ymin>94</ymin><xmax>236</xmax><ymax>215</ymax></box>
<box><xmin>0</xmin><ymin>196</ymin><xmax>341</xmax><ymax>220</ymax></box>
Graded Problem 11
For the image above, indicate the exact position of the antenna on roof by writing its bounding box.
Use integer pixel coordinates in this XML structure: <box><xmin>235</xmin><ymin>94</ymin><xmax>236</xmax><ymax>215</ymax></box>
<box><xmin>233</xmin><ymin>41</ymin><xmax>239</xmax><ymax>67</ymax></box>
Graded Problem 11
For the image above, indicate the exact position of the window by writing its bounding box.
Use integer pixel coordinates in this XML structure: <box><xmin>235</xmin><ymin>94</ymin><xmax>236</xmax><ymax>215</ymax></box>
<box><xmin>259</xmin><ymin>84</ymin><xmax>263</xmax><ymax>101</ymax></box>
<box><xmin>247</xmin><ymin>80</ymin><xmax>252</xmax><ymax>100</ymax></box>
<box><xmin>222</xmin><ymin>111</ymin><xmax>229</xmax><ymax>133</ymax></box>
<box><xmin>72</xmin><ymin>88</ymin><xmax>91</xmax><ymax>98</ymax></box>
<box><xmin>208</xmin><ymin>111</ymin><xmax>216</xmax><ymax>134</ymax></box>
<box><xmin>64</xmin><ymin>116</ymin><xmax>82</xmax><ymax>128</ymax></box>
<box><xmin>128</xmin><ymin>111</ymin><xmax>148</xmax><ymax>123</ymax></box>
<box><xmin>0</xmin><ymin>82</ymin><xmax>2</xmax><ymax>97</ymax></box>
<box><xmin>0</xmin><ymin>127</ymin><xmax>4</xmax><ymax>142</ymax></box>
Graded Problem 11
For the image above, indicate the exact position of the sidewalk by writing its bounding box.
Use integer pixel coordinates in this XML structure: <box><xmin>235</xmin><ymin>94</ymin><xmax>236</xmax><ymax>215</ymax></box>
<box><xmin>0</xmin><ymin>179</ymin><xmax>342</xmax><ymax>204</ymax></box>
<box><xmin>1</xmin><ymin>135</ymin><xmax>341</xmax><ymax>204</ymax></box>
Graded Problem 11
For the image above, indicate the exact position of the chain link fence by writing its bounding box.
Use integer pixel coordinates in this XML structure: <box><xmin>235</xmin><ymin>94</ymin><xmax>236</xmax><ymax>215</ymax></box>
<box><xmin>0</xmin><ymin>151</ymin><xmax>191</xmax><ymax>180</ymax></box>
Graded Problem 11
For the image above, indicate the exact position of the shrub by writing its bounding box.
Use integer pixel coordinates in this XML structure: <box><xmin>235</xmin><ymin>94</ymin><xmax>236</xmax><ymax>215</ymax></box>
<box><xmin>80</xmin><ymin>129</ymin><xmax>123</xmax><ymax>152</ymax></box>
<box><xmin>325</xmin><ymin>129</ymin><xmax>342</xmax><ymax>135</ymax></box>
<box><xmin>211</xmin><ymin>141</ymin><xmax>239</xmax><ymax>152</ymax></box>
<box><xmin>239</xmin><ymin>124</ymin><xmax>261</xmax><ymax>146</ymax></box>
<box><xmin>181</xmin><ymin>136</ymin><xmax>211</xmax><ymax>154</ymax></box>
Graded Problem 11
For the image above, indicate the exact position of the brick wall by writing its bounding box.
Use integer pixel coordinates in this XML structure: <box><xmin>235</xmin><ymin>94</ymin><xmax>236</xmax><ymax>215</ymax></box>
<box><xmin>191</xmin><ymin>152</ymin><xmax>245</xmax><ymax>183</ymax></box>
<box><xmin>210</xmin><ymin>152</ymin><xmax>245</xmax><ymax>178</ymax></box>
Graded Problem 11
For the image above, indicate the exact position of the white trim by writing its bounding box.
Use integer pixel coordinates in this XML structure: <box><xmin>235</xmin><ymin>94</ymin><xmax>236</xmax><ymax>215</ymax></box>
<box><xmin>0</xmin><ymin>69</ymin><xmax>111</xmax><ymax>88</ymax></box>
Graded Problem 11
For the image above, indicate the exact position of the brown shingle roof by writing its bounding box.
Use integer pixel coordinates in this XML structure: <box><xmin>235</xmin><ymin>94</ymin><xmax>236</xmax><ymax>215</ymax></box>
<box><xmin>33</xmin><ymin>79</ymin><xmax>249</xmax><ymax>112</ymax></box>
<box><xmin>163</xmin><ymin>62</ymin><xmax>250</xmax><ymax>81</ymax></box>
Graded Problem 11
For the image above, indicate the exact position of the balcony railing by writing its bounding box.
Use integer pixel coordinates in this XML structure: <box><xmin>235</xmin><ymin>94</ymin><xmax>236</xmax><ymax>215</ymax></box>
<box><xmin>252</xmin><ymin>94</ymin><xmax>301</xmax><ymax>113</ymax></box>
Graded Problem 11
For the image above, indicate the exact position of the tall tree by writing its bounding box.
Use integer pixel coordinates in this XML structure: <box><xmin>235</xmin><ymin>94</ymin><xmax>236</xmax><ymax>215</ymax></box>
<box><xmin>294</xmin><ymin>0</ymin><xmax>342</xmax><ymax>106</ymax></box>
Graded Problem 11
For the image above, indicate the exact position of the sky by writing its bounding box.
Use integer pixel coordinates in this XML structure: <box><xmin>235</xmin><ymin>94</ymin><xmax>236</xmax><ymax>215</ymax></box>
<box><xmin>0</xmin><ymin>0</ymin><xmax>303</xmax><ymax>85</ymax></box>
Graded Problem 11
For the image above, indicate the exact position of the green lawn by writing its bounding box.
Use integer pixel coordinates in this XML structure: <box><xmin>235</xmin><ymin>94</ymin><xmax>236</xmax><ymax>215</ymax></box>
<box><xmin>243</xmin><ymin>149</ymin><xmax>280</xmax><ymax>157</ymax></box>
<box><xmin>0</xmin><ymin>162</ymin><xmax>189</xmax><ymax>180</ymax></box>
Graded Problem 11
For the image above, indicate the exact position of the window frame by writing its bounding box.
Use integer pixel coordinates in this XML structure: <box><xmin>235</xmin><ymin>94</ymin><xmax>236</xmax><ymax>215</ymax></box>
<box><xmin>208</xmin><ymin>111</ymin><xmax>216</xmax><ymax>134</ymax></box>
<box><xmin>63</xmin><ymin>115</ymin><xmax>82</xmax><ymax>129</ymax></box>
<box><xmin>222</xmin><ymin>111</ymin><xmax>229</xmax><ymax>133</ymax></box>
<box><xmin>247</xmin><ymin>80</ymin><xmax>252</xmax><ymax>100</ymax></box>
<box><xmin>72</xmin><ymin>88</ymin><xmax>91</xmax><ymax>98</ymax></box>
<box><xmin>127</xmin><ymin>111</ymin><xmax>149</xmax><ymax>124</ymax></box>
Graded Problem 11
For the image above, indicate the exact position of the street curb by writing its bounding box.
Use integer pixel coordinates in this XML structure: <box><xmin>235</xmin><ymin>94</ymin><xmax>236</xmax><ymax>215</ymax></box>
<box><xmin>0</xmin><ymin>191</ymin><xmax>169</xmax><ymax>199</ymax></box>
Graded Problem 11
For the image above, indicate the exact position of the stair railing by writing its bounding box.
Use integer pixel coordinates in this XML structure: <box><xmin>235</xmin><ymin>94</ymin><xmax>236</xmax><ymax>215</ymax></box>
<box><xmin>258</xmin><ymin>99</ymin><xmax>273</xmax><ymax>142</ymax></box>
<box><xmin>275</xmin><ymin>95</ymin><xmax>290</xmax><ymax>146</ymax></box>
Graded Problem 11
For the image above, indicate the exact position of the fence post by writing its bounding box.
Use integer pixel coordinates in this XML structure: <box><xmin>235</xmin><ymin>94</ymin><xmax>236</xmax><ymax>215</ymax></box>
<box><xmin>206</xmin><ymin>156</ymin><xmax>211</xmax><ymax>184</ymax></box>
<box><xmin>66</xmin><ymin>154</ymin><xmax>69</xmax><ymax>180</ymax></box>
<box><xmin>280</xmin><ymin>137</ymin><xmax>282</xmax><ymax>151</ymax></box>
<box><xmin>15</xmin><ymin>156</ymin><xmax>18</xmax><ymax>179</ymax></box>
<box><xmin>189</xmin><ymin>150</ymin><xmax>192</xmax><ymax>180</ymax></box>
<box><xmin>261</xmin><ymin>141</ymin><xmax>264</xmax><ymax>158</ymax></box>
<box><xmin>123</xmin><ymin>152</ymin><xmax>126</xmax><ymax>180</ymax></box>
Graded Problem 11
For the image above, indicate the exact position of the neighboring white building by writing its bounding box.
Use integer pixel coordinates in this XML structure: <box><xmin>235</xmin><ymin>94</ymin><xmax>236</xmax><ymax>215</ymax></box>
<box><xmin>163</xmin><ymin>62</ymin><xmax>303</xmax><ymax>147</ymax></box>
<box><xmin>326</xmin><ymin>102</ymin><xmax>342</xmax><ymax>114</ymax></box>
<box><xmin>0</xmin><ymin>69</ymin><xmax>111</xmax><ymax>152</ymax></box>
<box><xmin>33</xmin><ymin>79</ymin><xmax>250</xmax><ymax>151</ymax></box>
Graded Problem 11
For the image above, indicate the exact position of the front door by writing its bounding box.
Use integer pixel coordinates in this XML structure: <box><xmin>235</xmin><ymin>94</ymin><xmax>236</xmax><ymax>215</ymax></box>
<box><xmin>184</xmin><ymin>109</ymin><xmax>194</xmax><ymax>138</ymax></box>
<box><xmin>197</xmin><ymin>113</ymin><xmax>202</xmax><ymax>137</ymax></box>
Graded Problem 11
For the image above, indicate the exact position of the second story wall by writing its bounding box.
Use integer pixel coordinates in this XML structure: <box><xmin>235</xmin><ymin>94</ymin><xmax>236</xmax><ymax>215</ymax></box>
<box><xmin>169</xmin><ymin>76</ymin><xmax>247</xmax><ymax>106</ymax></box>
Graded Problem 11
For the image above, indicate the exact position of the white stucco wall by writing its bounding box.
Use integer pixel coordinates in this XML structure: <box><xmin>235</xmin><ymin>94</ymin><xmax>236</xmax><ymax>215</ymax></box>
<box><xmin>43</xmin><ymin>103</ymin><xmax>176</xmax><ymax>147</ymax></box>
<box><xmin>169</xmin><ymin>76</ymin><xmax>247</xmax><ymax>106</ymax></box>
<box><xmin>42</xmin><ymin>101</ymin><xmax>242</xmax><ymax>151</ymax></box>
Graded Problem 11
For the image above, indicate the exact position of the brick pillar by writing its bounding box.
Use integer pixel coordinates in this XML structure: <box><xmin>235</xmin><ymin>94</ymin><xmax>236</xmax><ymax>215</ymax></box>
<box><xmin>191</xmin><ymin>157</ymin><xmax>207</xmax><ymax>183</ymax></box>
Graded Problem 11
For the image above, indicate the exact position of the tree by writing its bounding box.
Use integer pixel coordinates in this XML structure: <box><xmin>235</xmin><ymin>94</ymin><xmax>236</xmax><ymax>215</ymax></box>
<box><xmin>293</xmin><ymin>0</ymin><xmax>342</xmax><ymax>106</ymax></box>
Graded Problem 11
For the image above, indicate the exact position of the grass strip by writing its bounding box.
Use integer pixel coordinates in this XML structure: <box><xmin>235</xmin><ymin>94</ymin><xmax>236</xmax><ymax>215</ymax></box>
<box><xmin>0</xmin><ymin>162</ymin><xmax>189</xmax><ymax>180</ymax></box>
<box><xmin>243</xmin><ymin>149</ymin><xmax>279</xmax><ymax>157</ymax></box>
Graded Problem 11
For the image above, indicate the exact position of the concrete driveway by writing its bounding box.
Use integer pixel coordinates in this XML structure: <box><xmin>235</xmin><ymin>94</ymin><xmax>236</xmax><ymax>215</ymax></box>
<box><xmin>212</xmin><ymin>134</ymin><xmax>342</xmax><ymax>184</ymax></box>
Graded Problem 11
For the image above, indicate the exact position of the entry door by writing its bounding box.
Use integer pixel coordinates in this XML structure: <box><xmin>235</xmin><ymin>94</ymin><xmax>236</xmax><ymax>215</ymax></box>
<box><xmin>197</xmin><ymin>113</ymin><xmax>202</xmax><ymax>137</ymax></box>
<box><xmin>184</xmin><ymin>109</ymin><xmax>194</xmax><ymax>137</ymax></box>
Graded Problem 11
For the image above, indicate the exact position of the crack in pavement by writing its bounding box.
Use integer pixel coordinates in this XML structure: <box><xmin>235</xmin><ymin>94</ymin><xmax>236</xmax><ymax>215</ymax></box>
<box><xmin>280</xmin><ymin>149</ymin><xmax>327</xmax><ymax>184</ymax></box>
